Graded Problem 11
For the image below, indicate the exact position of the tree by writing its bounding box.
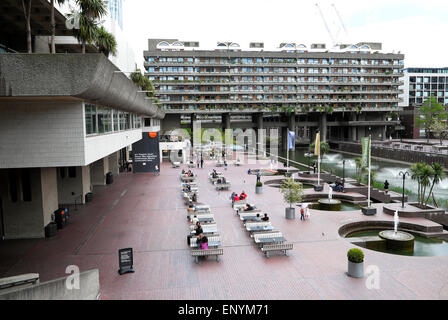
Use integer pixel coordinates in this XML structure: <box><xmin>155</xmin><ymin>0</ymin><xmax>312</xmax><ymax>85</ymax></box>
<box><xmin>354</xmin><ymin>157</ymin><xmax>365</xmax><ymax>183</ymax></box>
<box><xmin>308</xmin><ymin>141</ymin><xmax>330</xmax><ymax>156</ymax></box>
<box><xmin>130</xmin><ymin>69</ymin><xmax>155</xmax><ymax>98</ymax></box>
<box><xmin>425</xmin><ymin>163</ymin><xmax>446</xmax><ymax>206</ymax></box>
<box><xmin>95</xmin><ymin>26</ymin><xmax>117</xmax><ymax>57</ymax></box>
<box><xmin>415</xmin><ymin>95</ymin><xmax>447</xmax><ymax>143</ymax></box>
<box><xmin>21</xmin><ymin>0</ymin><xmax>33</xmax><ymax>53</ymax></box>
<box><xmin>50</xmin><ymin>0</ymin><xmax>67</xmax><ymax>54</ymax></box>
<box><xmin>280</xmin><ymin>178</ymin><xmax>304</xmax><ymax>209</ymax></box>
<box><xmin>430</xmin><ymin>119</ymin><xmax>448</xmax><ymax>146</ymax></box>
<box><xmin>71</xmin><ymin>0</ymin><xmax>107</xmax><ymax>54</ymax></box>
<box><xmin>410</xmin><ymin>162</ymin><xmax>435</xmax><ymax>205</ymax></box>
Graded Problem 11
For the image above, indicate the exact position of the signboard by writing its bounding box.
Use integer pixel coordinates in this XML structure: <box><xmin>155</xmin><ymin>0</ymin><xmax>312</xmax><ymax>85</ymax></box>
<box><xmin>118</xmin><ymin>248</ymin><xmax>135</xmax><ymax>275</ymax></box>
<box><xmin>361</xmin><ymin>137</ymin><xmax>370</xmax><ymax>167</ymax></box>
<box><xmin>132</xmin><ymin>132</ymin><xmax>160</xmax><ymax>173</ymax></box>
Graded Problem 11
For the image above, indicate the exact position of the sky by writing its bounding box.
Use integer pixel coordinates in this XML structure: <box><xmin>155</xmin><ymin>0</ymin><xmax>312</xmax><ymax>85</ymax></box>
<box><xmin>121</xmin><ymin>0</ymin><xmax>447</xmax><ymax>71</ymax></box>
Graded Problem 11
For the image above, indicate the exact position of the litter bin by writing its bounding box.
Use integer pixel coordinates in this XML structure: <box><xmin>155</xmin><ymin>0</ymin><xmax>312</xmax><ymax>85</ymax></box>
<box><xmin>85</xmin><ymin>192</ymin><xmax>93</xmax><ymax>203</ymax></box>
<box><xmin>106</xmin><ymin>172</ymin><xmax>113</xmax><ymax>184</ymax></box>
<box><xmin>54</xmin><ymin>208</ymin><xmax>67</xmax><ymax>229</ymax></box>
<box><xmin>45</xmin><ymin>222</ymin><xmax>58</xmax><ymax>238</ymax></box>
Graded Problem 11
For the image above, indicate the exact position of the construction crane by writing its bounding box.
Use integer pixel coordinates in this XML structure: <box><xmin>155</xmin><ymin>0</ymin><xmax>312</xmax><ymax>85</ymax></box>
<box><xmin>315</xmin><ymin>3</ymin><xmax>336</xmax><ymax>47</ymax></box>
<box><xmin>331</xmin><ymin>3</ymin><xmax>350</xmax><ymax>44</ymax></box>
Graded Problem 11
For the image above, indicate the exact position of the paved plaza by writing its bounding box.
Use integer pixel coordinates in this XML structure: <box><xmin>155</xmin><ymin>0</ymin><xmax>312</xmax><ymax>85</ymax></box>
<box><xmin>1</xmin><ymin>154</ymin><xmax>448</xmax><ymax>300</ymax></box>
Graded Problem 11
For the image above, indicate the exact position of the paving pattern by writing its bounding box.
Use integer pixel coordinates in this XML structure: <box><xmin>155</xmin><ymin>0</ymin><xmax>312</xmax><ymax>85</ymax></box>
<box><xmin>1</xmin><ymin>153</ymin><xmax>448</xmax><ymax>299</ymax></box>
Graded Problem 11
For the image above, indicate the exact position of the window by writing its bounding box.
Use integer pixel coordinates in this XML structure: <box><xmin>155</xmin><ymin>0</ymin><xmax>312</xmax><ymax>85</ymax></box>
<box><xmin>113</xmin><ymin>110</ymin><xmax>119</xmax><ymax>131</ymax></box>
<box><xmin>97</xmin><ymin>107</ymin><xmax>112</xmax><ymax>133</ymax></box>
<box><xmin>85</xmin><ymin>104</ymin><xmax>97</xmax><ymax>135</ymax></box>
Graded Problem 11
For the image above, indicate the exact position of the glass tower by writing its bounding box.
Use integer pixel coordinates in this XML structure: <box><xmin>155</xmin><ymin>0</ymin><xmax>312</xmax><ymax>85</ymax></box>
<box><xmin>106</xmin><ymin>0</ymin><xmax>123</xmax><ymax>30</ymax></box>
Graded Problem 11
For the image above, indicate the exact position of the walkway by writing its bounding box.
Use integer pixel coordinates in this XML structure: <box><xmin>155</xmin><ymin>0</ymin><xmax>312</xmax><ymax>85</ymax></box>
<box><xmin>1</xmin><ymin>154</ymin><xmax>448</xmax><ymax>299</ymax></box>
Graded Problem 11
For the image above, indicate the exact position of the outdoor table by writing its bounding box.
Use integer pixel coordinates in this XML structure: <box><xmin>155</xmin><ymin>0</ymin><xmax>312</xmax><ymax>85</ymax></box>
<box><xmin>246</xmin><ymin>225</ymin><xmax>274</xmax><ymax>232</ymax></box>
<box><xmin>191</xmin><ymin>241</ymin><xmax>221</xmax><ymax>248</ymax></box>
<box><xmin>191</xmin><ymin>225</ymin><xmax>218</xmax><ymax>234</ymax></box>
<box><xmin>196</xmin><ymin>216</ymin><xmax>214</xmax><ymax>223</ymax></box>
<box><xmin>256</xmin><ymin>237</ymin><xmax>286</xmax><ymax>244</ymax></box>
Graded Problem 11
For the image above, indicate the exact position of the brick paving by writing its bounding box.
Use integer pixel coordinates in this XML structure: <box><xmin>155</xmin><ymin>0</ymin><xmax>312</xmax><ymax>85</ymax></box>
<box><xmin>1</xmin><ymin>153</ymin><xmax>448</xmax><ymax>299</ymax></box>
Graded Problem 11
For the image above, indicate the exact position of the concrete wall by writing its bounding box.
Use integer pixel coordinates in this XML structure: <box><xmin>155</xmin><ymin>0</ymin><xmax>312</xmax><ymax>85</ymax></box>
<box><xmin>0</xmin><ymin>168</ymin><xmax>52</xmax><ymax>239</ymax></box>
<box><xmin>108</xmin><ymin>152</ymin><xmax>119</xmax><ymax>175</ymax></box>
<box><xmin>40</xmin><ymin>168</ymin><xmax>58</xmax><ymax>228</ymax></box>
<box><xmin>90</xmin><ymin>157</ymin><xmax>109</xmax><ymax>186</ymax></box>
<box><xmin>0</xmin><ymin>101</ymin><xmax>85</xmax><ymax>168</ymax></box>
<box><xmin>57</xmin><ymin>167</ymin><xmax>85</xmax><ymax>205</ymax></box>
<box><xmin>0</xmin><ymin>269</ymin><xmax>100</xmax><ymax>300</ymax></box>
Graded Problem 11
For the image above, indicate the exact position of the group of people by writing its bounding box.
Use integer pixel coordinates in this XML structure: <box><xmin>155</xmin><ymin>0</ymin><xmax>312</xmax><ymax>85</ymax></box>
<box><xmin>231</xmin><ymin>191</ymin><xmax>247</xmax><ymax>204</ymax></box>
<box><xmin>217</xmin><ymin>176</ymin><xmax>227</xmax><ymax>184</ymax></box>
<box><xmin>193</xmin><ymin>222</ymin><xmax>208</xmax><ymax>250</ymax></box>
<box><xmin>182</xmin><ymin>169</ymin><xmax>194</xmax><ymax>177</ymax></box>
<box><xmin>299</xmin><ymin>204</ymin><xmax>310</xmax><ymax>221</ymax></box>
<box><xmin>331</xmin><ymin>180</ymin><xmax>344</xmax><ymax>192</ymax></box>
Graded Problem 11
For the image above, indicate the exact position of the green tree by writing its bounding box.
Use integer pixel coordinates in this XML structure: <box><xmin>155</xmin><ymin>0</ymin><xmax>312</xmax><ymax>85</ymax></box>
<box><xmin>50</xmin><ymin>0</ymin><xmax>67</xmax><ymax>53</ymax></box>
<box><xmin>95</xmin><ymin>26</ymin><xmax>117</xmax><ymax>57</ymax></box>
<box><xmin>410</xmin><ymin>162</ymin><xmax>435</xmax><ymax>205</ymax></box>
<box><xmin>130</xmin><ymin>69</ymin><xmax>155</xmax><ymax>98</ymax></box>
<box><xmin>280</xmin><ymin>178</ymin><xmax>304</xmax><ymax>209</ymax></box>
<box><xmin>415</xmin><ymin>95</ymin><xmax>447</xmax><ymax>143</ymax></box>
<box><xmin>70</xmin><ymin>0</ymin><xmax>107</xmax><ymax>54</ymax></box>
<box><xmin>309</xmin><ymin>141</ymin><xmax>330</xmax><ymax>156</ymax></box>
<box><xmin>425</xmin><ymin>163</ymin><xmax>446</xmax><ymax>205</ymax></box>
<box><xmin>430</xmin><ymin>119</ymin><xmax>448</xmax><ymax>146</ymax></box>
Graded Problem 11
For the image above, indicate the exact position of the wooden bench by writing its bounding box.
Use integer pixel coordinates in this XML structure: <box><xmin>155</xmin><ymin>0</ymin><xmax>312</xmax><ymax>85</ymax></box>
<box><xmin>261</xmin><ymin>243</ymin><xmax>293</xmax><ymax>258</ymax></box>
<box><xmin>191</xmin><ymin>248</ymin><xmax>223</xmax><ymax>264</ymax></box>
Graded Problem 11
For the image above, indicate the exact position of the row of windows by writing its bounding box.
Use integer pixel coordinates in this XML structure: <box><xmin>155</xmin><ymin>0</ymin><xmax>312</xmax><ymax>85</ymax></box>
<box><xmin>162</xmin><ymin>103</ymin><xmax>396</xmax><ymax>110</ymax></box>
<box><xmin>409</xmin><ymin>97</ymin><xmax>448</xmax><ymax>105</ymax></box>
<box><xmin>410</xmin><ymin>77</ymin><xmax>448</xmax><ymax>83</ymax></box>
<box><xmin>151</xmin><ymin>76</ymin><xmax>400</xmax><ymax>83</ymax></box>
<box><xmin>409</xmin><ymin>91</ymin><xmax>448</xmax><ymax>97</ymax></box>
<box><xmin>147</xmin><ymin>67</ymin><xmax>400</xmax><ymax>74</ymax></box>
<box><xmin>410</xmin><ymin>84</ymin><xmax>446</xmax><ymax>90</ymax></box>
<box><xmin>159</xmin><ymin>95</ymin><xmax>398</xmax><ymax>102</ymax></box>
<box><xmin>146</xmin><ymin>56</ymin><xmax>404</xmax><ymax>65</ymax></box>
<box><xmin>85</xmin><ymin>104</ymin><xmax>142</xmax><ymax>136</ymax></box>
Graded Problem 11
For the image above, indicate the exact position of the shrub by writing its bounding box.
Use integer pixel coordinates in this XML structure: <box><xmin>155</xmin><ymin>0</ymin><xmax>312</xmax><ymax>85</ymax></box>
<box><xmin>347</xmin><ymin>248</ymin><xmax>364</xmax><ymax>263</ymax></box>
<box><xmin>256</xmin><ymin>181</ymin><xmax>263</xmax><ymax>187</ymax></box>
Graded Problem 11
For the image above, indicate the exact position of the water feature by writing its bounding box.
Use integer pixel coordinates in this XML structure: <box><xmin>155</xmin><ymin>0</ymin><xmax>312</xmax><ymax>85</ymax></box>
<box><xmin>347</xmin><ymin>230</ymin><xmax>448</xmax><ymax>256</ymax></box>
<box><xmin>279</xmin><ymin>148</ymin><xmax>448</xmax><ymax>209</ymax></box>
<box><xmin>378</xmin><ymin>210</ymin><xmax>415</xmax><ymax>253</ymax></box>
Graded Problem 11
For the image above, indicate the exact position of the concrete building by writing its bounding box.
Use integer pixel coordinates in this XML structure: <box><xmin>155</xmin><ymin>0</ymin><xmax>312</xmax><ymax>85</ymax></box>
<box><xmin>0</xmin><ymin>2</ymin><xmax>164</xmax><ymax>240</ymax></box>
<box><xmin>399</xmin><ymin>68</ymin><xmax>448</xmax><ymax>138</ymax></box>
<box><xmin>144</xmin><ymin>39</ymin><xmax>405</xmax><ymax>146</ymax></box>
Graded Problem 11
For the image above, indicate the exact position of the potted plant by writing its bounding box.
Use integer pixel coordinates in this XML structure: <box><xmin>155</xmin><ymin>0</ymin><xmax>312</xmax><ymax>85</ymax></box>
<box><xmin>255</xmin><ymin>181</ymin><xmax>263</xmax><ymax>194</ymax></box>
<box><xmin>347</xmin><ymin>248</ymin><xmax>364</xmax><ymax>278</ymax></box>
<box><xmin>280</xmin><ymin>178</ymin><xmax>304</xmax><ymax>219</ymax></box>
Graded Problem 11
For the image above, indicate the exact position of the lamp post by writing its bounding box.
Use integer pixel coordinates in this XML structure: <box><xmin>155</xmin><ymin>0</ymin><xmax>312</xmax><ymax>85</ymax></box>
<box><xmin>398</xmin><ymin>171</ymin><xmax>410</xmax><ymax>208</ymax></box>
<box><xmin>342</xmin><ymin>159</ymin><xmax>346</xmax><ymax>188</ymax></box>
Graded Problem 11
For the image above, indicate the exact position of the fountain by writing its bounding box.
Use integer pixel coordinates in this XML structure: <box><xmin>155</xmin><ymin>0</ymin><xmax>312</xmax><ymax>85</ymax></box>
<box><xmin>317</xmin><ymin>184</ymin><xmax>342</xmax><ymax>211</ymax></box>
<box><xmin>379</xmin><ymin>210</ymin><xmax>415</xmax><ymax>253</ymax></box>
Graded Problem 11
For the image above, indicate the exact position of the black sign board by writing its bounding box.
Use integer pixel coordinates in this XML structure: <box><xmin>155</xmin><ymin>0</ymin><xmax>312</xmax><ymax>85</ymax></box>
<box><xmin>132</xmin><ymin>132</ymin><xmax>160</xmax><ymax>173</ymax></box>
<box><xmin>118</xmin><ymin>248</ymin><xmax>135</xmax><ymax>275</ymax></box>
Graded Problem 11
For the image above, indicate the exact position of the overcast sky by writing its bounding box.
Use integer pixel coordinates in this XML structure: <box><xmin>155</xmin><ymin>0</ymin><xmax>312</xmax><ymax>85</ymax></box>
<box><xmin>121</xmin><ymin>0</ymin><xmax>446</xmax><ymax>70</ymax></box>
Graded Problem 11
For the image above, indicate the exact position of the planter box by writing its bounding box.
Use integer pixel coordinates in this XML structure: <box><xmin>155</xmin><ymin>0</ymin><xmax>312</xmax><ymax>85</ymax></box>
<box><xmin>285</xmin><ymin>207</ymin><xmax>295</xmax><ymax>219</ymax></box>
<box><xmin>255</xmin><ymin>186</ymin><xmax>263</xmax><ymax>194</ymax></box>
<box><xmin>361</xmin><ymin>207</ymin><xmax>377</xmax><ymax>216</ymax></box>
<box><xmin>347</xmin><ymin>261</ymin><xmax>364</xmax><ymax>278</ymax></box>
<box><xmin>314</xmin><ymin>185</ymin><xmax>323</xmax><ymax>192</ymax></box>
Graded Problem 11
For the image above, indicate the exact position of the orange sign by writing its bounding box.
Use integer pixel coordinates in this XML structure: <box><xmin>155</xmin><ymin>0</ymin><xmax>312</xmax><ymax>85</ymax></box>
<box><xmin>148</xmin><ymin>132</ymin><xmax>157</xmax><ymax>138</ymax></box>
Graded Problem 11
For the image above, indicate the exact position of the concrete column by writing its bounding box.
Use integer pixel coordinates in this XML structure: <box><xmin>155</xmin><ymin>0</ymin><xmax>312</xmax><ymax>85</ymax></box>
<box><xmin>90</xmin><ymin>157</ymin><xmax>109</xmax><ymax>186</ymax></box>
<box><xmin>350</xmin><ymin>113</ymin><xmax>357</xmax><ymax>141</ymax></box>
<box><xmin>108</xmin><ymin>152</ymin><xmax>119</xmax><ymax>176</ymax></box>
<box><xmin>222</xmin><ymin>113</ymin><xmax>230</xmax><ymax>130</ymax></box>
<box><xmin>319</xmin><ymin>113</ymin><xmax>327</xmax><ymax>142</ymax></box>
<box><xmin>0</xmin><ymin>167</ymin><xmax>58</xmax><ymax>239</ymax></box>
<box><xmin>252</xmin><ymin>113</ymin><xmax>264</xmax><ymax>152</ymax></box>
<box><xmin>191</xmin><ymin>113</ymin><xmax>197</xmax><ymax>147</ymax></box>
<box><xmin>57</xmin><ymin>166</ymin><xmax>91</xmax><ymax>205</ymax></box>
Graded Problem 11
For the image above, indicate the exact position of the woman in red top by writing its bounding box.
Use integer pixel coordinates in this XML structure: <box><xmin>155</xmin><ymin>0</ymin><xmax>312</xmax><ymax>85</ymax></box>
<box><xmin>234</xmin><ymin>194</ymin><xmax>240</xmax><ymax>202</ymax></box>
<box><xmin>240</xmin><ymin>191</ymin><xmax>247</xmax><ymax>200</ymax></box>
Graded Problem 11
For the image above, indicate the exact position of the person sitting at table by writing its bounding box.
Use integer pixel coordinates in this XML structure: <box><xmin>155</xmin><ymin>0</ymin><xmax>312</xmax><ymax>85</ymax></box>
<box><xmin>191</xmin><ymin>215</ymin><xmax>198</xmax><ymax>224</ymax></box>
<box><xmin>187</xmin><ymin>202</ymin><xmax>195</xmax><ymax>213</ymax></box>
<box><xmin>194</xmin><ymin>222</ymin><xmax>203</xmax><ymax>235</ymax></box>
<box><xmin>196</xmin><ymin>233</ymin><xmax>204</xmax><ymax>247</ymax></box>
<box><xmin>200</xmin><ymin>235</ymin><xmax>208</xmax><ymax>250</ymax></box>
<box><xmin>244</xmin><ymin>204</ymin><xmax>255</xmax><ymax>211</ymax></box>
<box><xmin>233</xmin><ymin>194</ymin><xmax>240</xmax><ymax>202</ymax></box>
<box><xmin>192</xmin><ymin>193</ymin><xmax>197</xmax><ymax>203</ymax></box>
<box><xmin>255</xmin><ymin>213</ymin><xmax>262</xmax><ymax>221</ymax></box>
<box><xmin>261</xmin><ymin>213</ymin><xmax>269</xmax><ymax>221</ymax></box>
<box><xmin>217</xmin><ymin>178</ymin><xmax>222</xmax><ymax>184</ymax></box>
<box><xmin>186</xmin><ymin>184</ymin><xmax>191</xmax><ymax>192</ymax></box>
<box><xmin>182</xmin><ymin>169</ymin><xmax>186</xmax><ymax>174</ymax></box>
<box><xmin>239</xmin><ymin>191</ymin><xmax>247</xmax><ymax>200</ymax></box>
<box><xmin>221</xmin><ymin>177</ymin><xmax>227</xmax><ymax>184</ymax></box>
<box><xmin>230</xmin><ymin>192</ymin><xmax>237</xmax><ymax>204</ymax></box>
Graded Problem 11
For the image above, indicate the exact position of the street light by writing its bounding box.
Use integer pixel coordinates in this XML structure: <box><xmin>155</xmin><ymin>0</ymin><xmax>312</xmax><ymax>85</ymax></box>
<box><xmin>398</xmin><ymin>171</ymin><xmax>410</xmax><ymax>208</ymax></box>
<box><xmin>342</xmin><ymin>159</ymin><xmax>346</xmax><ymax>188</ymax></box>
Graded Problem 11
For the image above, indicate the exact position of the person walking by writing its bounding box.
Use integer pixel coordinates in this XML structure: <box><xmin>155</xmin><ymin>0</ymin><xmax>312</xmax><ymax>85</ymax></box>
<box><xmin>200</xmin><ymin>157</ymin><xmax>204</xmax><ymax>169</ymax></box>
<box><xmin>384</xmin><ymin>180</ymin><xmax>390</xmax><ymax>194</ymax></box>
<box><xmin>256</xmin><ymin>171</ymin><xmax>262</xmax><ymax>183</ymax></box>
<box><xmin>300</xmin><ymin>205</ymin><xmax>305</xmax><ymax>221</ymax></box>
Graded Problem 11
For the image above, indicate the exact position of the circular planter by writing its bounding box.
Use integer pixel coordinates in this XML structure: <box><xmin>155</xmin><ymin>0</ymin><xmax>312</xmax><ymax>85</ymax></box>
<box><xmin>285</xmin><ymin>207</ymin><xmax>295</xmax><ymax>219</ymax></box>
<box><xmin>255</xmin><ymin>186</ymin><xmax>263</xmax><ymax>194</ymax></box>
<box><xmin>347</xmin><ymin>261</ymin><xmax>364</xmax><ymax>278</ymax></box>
